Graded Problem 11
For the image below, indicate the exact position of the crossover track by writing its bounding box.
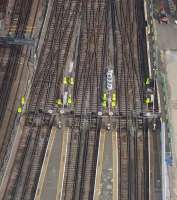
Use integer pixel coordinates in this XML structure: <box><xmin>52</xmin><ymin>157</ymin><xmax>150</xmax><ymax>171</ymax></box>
<box><xmin>73</xmin><ymin>0</ymin><xmax>106</xmax><ymax>115</ymax></box>
<box><xmin>0</xmin><ymin>0</ymin><xmax>34</xmax><ymax>126</ymax></box>
<box><xmin>0</xmin><ymin>0</ymin><xmax>41</xmax><ymax>183</ymax></box>
<box><xmin>111</xmin><ymin>0</ymin><xmax>149</xmax><ymax>199</ymax></box>
<box><xmin>2</xmin><ymin>0</ymin><xmax>81</xmax><ymax>199</ymax></box>
<box><xmin>0</xmin><ymin>0</ymin><xmax>36</xmax><ymax>182</ymax></box>
<box><xmin>1</xmin><ymin>0</ymin><xmax>151</xmax><ymax>199</ymax></box>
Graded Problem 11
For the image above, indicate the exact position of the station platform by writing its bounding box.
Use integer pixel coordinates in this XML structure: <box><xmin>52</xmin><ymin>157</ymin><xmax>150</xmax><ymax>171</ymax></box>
<box><xmin>154</xmin><ymin>16</ymin><xmax>177</xmax><ymax>200</ymax></box>
<box><xmin>35</xmin><ymin>127</ymin><xmax>69</xmax><ymax>200</ymax></box>
<box><xmin>163</xmin><ymin>50</ymin><xmax>177</xmax><ymax>199</ymax></box>
<box><xmin>94</xmin><ymin>130</ymin><xmax>118</xmax><ymax>200</ymax></box>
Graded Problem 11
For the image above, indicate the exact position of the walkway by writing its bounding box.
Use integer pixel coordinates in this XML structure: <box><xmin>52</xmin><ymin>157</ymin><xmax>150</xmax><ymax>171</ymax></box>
<box><xmin>35</xmin><ymin>127</ymin><xmax>69</xmax><ymax>200</ymax></box>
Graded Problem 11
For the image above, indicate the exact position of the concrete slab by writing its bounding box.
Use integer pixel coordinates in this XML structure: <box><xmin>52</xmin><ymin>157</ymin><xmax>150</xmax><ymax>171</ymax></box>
<box><xmin>35</xmin><ymin>127</ymin><xmax>58</xmax><ymax>200</ymax></box>
<box><xmin>94</xmin><ymin>130</ymin><xmax>118</xmax><ymax>200</ymax></box>
<box><xmin>34</xmin><ymin>127</ymin><xmax>69</xmax><ymax>200</ymax></box>
<box><xmin>112</xmin><ymin>131</ymin><xmax>118</xmax><ymax>200</ymax></box>
<box><xmin>93</xmin><ymin>130</ymin><xmax>106</xmax><ymax>200</ymax></box>
<box><xmin>55</xmin><ymin>128</ymin><xmax>69</xmax><ymax>200</ymax></box>
<box><xmin>40</xmin><ymin>128</ymin><xmax>61</xmax><ymax>200</ymax></box>
<box><xmin>155</xmin><ymin>21</ymin><xmax>177</xmax><ymax>50</ymax></box>
<box><xmin>152</xmin><ymin>7</ymin><xmax>177</xmax><ymax>198</ymax></box>
<box><xmin>164</xmin><ymin>51</ymin><xmax>177</xmax><ymax>199</ymax></box>
<box><xmin>100</xmin><ymin>133</ymin><xmax>113</xmax><ymax>200</ymax></box>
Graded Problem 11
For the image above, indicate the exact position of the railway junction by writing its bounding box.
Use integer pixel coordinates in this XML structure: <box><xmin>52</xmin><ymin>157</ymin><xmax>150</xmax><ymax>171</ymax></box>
<box><xmin>0</xmin><ymin>0</ymin><xmax>174</xmax><ymax>199</ymax></box>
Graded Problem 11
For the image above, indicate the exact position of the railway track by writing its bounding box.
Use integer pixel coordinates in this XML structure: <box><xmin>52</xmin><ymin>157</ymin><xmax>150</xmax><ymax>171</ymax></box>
<box><xmin>0</xmin><ymin>47</ymin><xmax>10</xmax><ymax>87</ymax></box>
<box><xmin>0</xmin><ymin>0</ymin><xmax>8</xmax><ymax>18</ymax></box>
<box><xmin>58</xmin><ymin>0</ymin><xmax>149</xmax><ymax>199</ymax></box>
<box><xmin>3</xmin><ymin>125</ymin><xmax>51</xmax><ymax>200</ymax></box>
<box><xmin>136</xmin><ymin>129</ymin><xmax>145</xmax><ymax>200</ymax></box>
<box><xmin>1</xmin><ymin>0</ymin><xmax>81</xmax><ymax>199</ymax></box>
<box><xmin>0</xmin><ymin>0</ymin><xmax>34</xmax><ymax>126</ymax></box>
<box><xmin>118</xmin><ymin>128</ymin><xmax>129</xmax><ymax>200</ymax></box>
<box><xmin>1</xmin><ymin>0</ymin><xmax>151</xmax><ymax>199</ymax></box>
<box><xmin>110</xmin><ymin>0</ymin><xmax>149</xmax><ymax>199</ymax></box>
<box><xmin>61</xmin><ymin>117</ymin><xmax>101</xmax><ymax>200</ymax></box>
<box><xmin>118</xmin><ymin>120</ymin><xmax>145</xmax><ymax>200</ymax></box>
<box><xmin>61</xmin><ymin>2</ymin><xmax>107</xmax><ymax>199</ymax></box>
<box><xmin>0</xmin><ymin>0</ymin><xmax>41</xmax><ymax>182</ymax></box>
<box><xmin>27</xmin><ymin>0</ymin><xmax>81</xmax><ymax>114</ymax></box>
<box><xmin>135</xmin><ymin>1</ymin><xmax>150</xmax><ymax>199</ymax></box>
<box><xmin>73</xmin><ymin>0</ymin><xmax>106</xmax><ymax>115</ymax></box>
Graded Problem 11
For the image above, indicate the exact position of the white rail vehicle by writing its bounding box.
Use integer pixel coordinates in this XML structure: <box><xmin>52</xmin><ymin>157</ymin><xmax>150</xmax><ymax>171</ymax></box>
<box><xmin>63</xmin><ymin>91</ymin><xmax>68</xmax><ymax>105</ymax></box>
<box><xmin>106</xmin><ymin>69</ymin><xmax>113</xmax><ymax>91</ymax></box>
<box><xmin>69</xmin><ymin>61</ymin><xmax>74</xmax><ymax>73</ymax></box>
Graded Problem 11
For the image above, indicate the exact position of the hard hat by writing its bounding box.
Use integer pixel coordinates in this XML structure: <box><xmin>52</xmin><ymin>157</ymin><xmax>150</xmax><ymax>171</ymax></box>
<box><xmin>17</xmin><ymin>107</ymin><xmax>22</xmax><ymax>113</ymax></box>
<box><xmin>67</xmin><ymin>95</ymin><xmax>72</xmax><ymax>104</ymax></box>
<box><xmin>145</xmin><ymin>78</ymin><xmax>150</xmax><ymax>85</ymax></box>
<box><xmin>63</xmin><ymin>77</ymin><xmax>68</xmax><ymax>85</ymax></box>
<box><xmin>21</xmin><ymin>96</ymin><xmax>25</xmax><ymax>105</ymax></box>
<box><xmin>112</xmin><ymin>93</ymin><xmax>116</xmax><ymax>101</ymax></box>
<box><xmin>102</xmin><ymin>101</ymin><xmax>107</xmax><ymax>108</ymax></box>
<box><xmin>56</xmin><ymin>99</ymin><xmax>62</xmax><ymax>105</ymax></box>
<box><xmin>102</xmin><ymin>93</ymin><xmax>107</xmax><ymax>101</ymax></box>
<box><xmin>112</xmin><ymin>101</ymin><xmax>116</xmax><ymax>108</ymax></box>
<box><xmin>145</xmin><ymin>97</ymin><xmax>150</xmax><ymax>104</ymax></box>
<box><xmin>70</xmin><ymin>77</ymin><xmax>74</xmax><ymax>85</ymax></box>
